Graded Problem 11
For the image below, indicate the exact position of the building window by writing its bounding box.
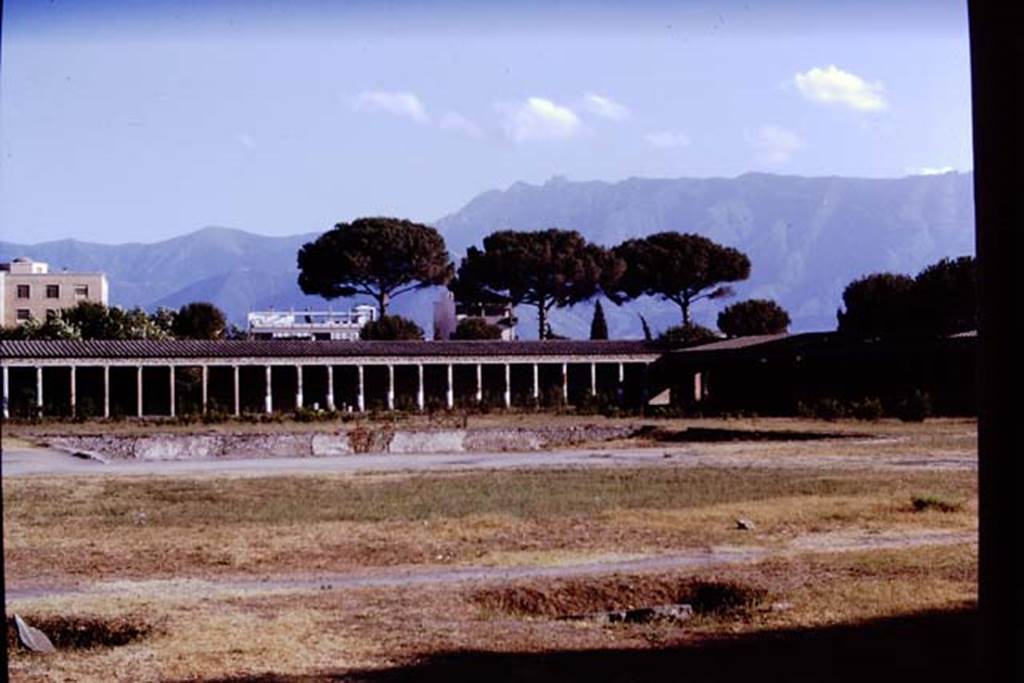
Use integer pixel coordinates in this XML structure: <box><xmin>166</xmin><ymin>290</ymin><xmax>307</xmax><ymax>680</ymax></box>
<box><xmin>16</xmin><ymin>284</ymin><xmax>30</xmax><ymax>298</ymax></box>
<box><xmin>16</xmin><ymin>309</ymin><xmax>32</xmax><ymax>321</ymax></box>
<box><xmin>74</xmin><ymin>285</ymin><xmax>89</xmax><ymax>298</ymax></box>
<box><xmin>46</xmin><ymin>284</ymin><xmax>60</xmax><ymax>298</ymax></box>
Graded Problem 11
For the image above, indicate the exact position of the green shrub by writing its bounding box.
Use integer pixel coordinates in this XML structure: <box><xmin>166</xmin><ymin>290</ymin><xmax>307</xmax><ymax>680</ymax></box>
<box><xmin>850</xmin><ymin>397</ymin><xmax>884</xmax><ymax>421</ymax></box>
<box><xmin>895</xmin><ymin>390</ymin><xmax>932</xmax><ymax>422</ymax></box>
<box><xmin>359</xmin><ymin>315</ymin><xmax>424</xmax><ymax>341</ymax></box>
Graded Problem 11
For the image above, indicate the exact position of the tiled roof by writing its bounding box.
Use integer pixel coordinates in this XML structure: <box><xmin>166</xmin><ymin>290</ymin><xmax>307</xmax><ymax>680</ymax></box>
<box><xmin>0</xmin><ymin>339</ymin><xmax>666</xmax><ymax>360</ymax></box>
<box><xmin>673</xmin><ymin>333</ymin><xmax>792</xmax><ymax>353</ymax></box>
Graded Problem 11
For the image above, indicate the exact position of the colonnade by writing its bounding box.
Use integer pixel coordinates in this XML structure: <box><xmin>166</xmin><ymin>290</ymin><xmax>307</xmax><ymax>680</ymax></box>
<box><xmin>1</xmin><ymin>360</ymin><xmax>636</xmax><ymax>419</ymax></box>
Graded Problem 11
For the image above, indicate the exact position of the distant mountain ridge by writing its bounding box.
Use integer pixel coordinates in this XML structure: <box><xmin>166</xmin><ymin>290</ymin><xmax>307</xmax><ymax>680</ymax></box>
<box><xmin>1</xmin><ymin>172</ymin><xmax>974</xmax><ymax>338</ymax></box>
<box><xmin>435</xmin><ymin>172</ymin><xmax>974</xmax><ymax>337</ymax></box>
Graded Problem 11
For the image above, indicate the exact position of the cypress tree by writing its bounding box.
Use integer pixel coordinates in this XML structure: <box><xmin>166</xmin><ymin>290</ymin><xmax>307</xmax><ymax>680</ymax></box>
<box><xmin>590</xmin><ymin>299</ymin><xmax>609</xmax><ymax>339</ymax></box>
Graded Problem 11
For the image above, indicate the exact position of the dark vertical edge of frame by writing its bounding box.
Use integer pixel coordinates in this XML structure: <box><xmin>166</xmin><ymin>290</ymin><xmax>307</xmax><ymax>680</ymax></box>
<box><xmin>968</xmin><ymin>1</ymin><xmax>1024</xmax><ymax>680</ymax></box>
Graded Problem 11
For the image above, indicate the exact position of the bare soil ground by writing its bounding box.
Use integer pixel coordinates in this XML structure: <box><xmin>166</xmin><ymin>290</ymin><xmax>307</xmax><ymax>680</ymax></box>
<box><xmin>3</xmin><ymin>418</ymin><xmax>978</xmax><ymax>681</ymax></box>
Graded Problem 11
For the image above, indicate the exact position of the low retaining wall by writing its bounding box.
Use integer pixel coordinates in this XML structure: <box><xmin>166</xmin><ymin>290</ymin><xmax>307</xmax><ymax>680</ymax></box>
<box><xmin>46</xmin><ymin>425</ymin><xmax>635</xmax><ymax>461</ymax></box>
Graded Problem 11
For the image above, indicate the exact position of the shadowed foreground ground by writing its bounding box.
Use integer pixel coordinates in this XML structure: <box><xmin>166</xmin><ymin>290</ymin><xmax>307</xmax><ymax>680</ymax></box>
<box><xmin>187</xmin><ymin>607</ymin><xmax>977</xmax><ymax>683</ymax></box>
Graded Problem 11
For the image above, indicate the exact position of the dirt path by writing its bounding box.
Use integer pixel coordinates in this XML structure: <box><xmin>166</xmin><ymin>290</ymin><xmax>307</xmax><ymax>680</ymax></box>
<box><xmin>1</xmin><ymin>443</ymin><xmax>975</xmax><ymax>478</ymax></box>
<box><xmin>4</xmin><ymin>528</ymin><xmax>975</xmax><ymax>603</ymax></box>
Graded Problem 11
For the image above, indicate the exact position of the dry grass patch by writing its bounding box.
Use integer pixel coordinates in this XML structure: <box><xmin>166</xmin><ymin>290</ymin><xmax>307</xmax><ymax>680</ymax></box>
<box><xmin>6</xmin><ymin>613</ymin><xmax>154</xmax><ymax>653</ymax></box>
<box><xmin>466</xmin><ymin>542</ymin><xmax>977</xmax><ymax>640</ymax></box>
<box><xmin>3</xmin><ymin>543</ymin><xmax>977</xmax><ymax>681</ymax></box>
<box><xmin>4</xmin><ymin>467</ymin><xmax>976</xmax><ymax>584</ymax></box>
<box><xmin>472</xmin><ymin>576</ymin><xmax>767</xmax><ymax>619</ymax></box>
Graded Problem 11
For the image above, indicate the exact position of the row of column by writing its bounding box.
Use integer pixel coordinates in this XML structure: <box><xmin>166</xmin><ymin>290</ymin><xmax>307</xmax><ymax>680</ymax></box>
<box><xmin>1</xmin><ymin>361</ymin><xmax>630</xmax><ymax>418</ymax></box>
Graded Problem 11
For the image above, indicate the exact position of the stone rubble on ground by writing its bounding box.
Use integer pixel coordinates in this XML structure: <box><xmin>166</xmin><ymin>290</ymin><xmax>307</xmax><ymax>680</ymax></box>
<box><xmin>13</xmin><ymin>614</ymin><xmax>56</xmax><ymax>654</ymax></box>
<box><xmin>570</xmin><ymin>603</ymin><xmax>695</xmax><ymax>625</ymax></box>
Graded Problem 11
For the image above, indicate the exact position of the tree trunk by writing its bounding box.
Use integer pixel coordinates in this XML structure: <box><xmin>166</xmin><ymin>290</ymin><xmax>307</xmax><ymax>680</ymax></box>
<box><xmin>680</xmin><ymin>297</ymin><xmax>691</xmax><ymax>327</ymax></box>
<box><xmin>538</xmin><ymin>301</ymin><xmax>547</xmax><ymax>340</ymax></box>
<box><xmin>377</xmin><ymin>291</ymin><xmax>390</xmax><ymax>317</ymax></box>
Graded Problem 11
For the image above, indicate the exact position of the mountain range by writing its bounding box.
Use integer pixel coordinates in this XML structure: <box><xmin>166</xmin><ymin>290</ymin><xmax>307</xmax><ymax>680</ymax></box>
<box><xmin>0</xmin><ymin>171</ymin><xmax>975</xmax><ymax>339</ymax></box>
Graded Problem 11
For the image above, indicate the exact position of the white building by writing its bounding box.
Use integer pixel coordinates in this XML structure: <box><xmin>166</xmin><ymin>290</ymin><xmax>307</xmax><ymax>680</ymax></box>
<box><xmin>247</xmin><ymin>306</ymin><xmax>377</xmax><ymax>341</ymax></box>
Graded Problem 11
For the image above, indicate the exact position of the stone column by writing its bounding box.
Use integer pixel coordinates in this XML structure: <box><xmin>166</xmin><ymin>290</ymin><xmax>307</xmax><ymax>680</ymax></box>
<box><xmin>233</xmin><ymin>365</ymin><xmax>241</xmax><ymax>416</ymax></box>
<box><xmin>103</xmin><ymin>366</ymin><xmax>110</xmax><ymax>418</ymax></box>
<box><xmin>2</xmin><ymin>365</ymin><xmax>9</xmax><ymax>419</ymax></box>
<box><xmin>137</xmin><ymin>365</ymin><xmax>144</xmax><ymax>417</ymax></box>
<box><xmin>357</xmin><ymin>365</ymin><xmax>365</xmax><ymax>412</ymax></box>
<box><xmin>35</xmin><ymin>366</ymin><xmax>43</xmax><ymax>413</ymax></box>
<box><xmin>416</xmin><ymin>364</ymin><xmax>425</xmax><ymax>411</ymax></box>
<box><xmin>326</xmin><ymin>365</ymin><xmax>335</xmax><ymax>411</ymax></box>
<box><xmin>618</xmin><ymin>362</ymin><xmax>625</xmax><ymax>385</ymax></box>
<box><xmin>69</xmin><ymin>365</ymin><xmax>77</xmax><ymax>417</ymax></box>
<box><xmin>590</xmin><ymin>362</ymin><xmax>597</xmax><ymax>397</ymax></box>
<box><xmin>445</xmin><ymin>364</ymin><xmax>454</xmax><ymax>409</ymax></box>
<box><xmin>264</xmin><ymin>365</ymin><xmax>273</xmax><ymax>414</ymax></box>
<box><xmin>169</xmin><ymin>366</ymin><xmax>176</xmax><ymax>418</ymax></box>
<box><xmin>693</xmin><ymin>371</ymin><xmax>703</xmax><ymax>402</ymax></box>
<box><xmin>201</xmin><ymin>365</ymin><xmax>209</xmax><ymax>414</ymax></box>
<box><xmin>475</xmin><ymin>363</ymin><xmax>483</xmax><ymax>404</ymax></box>
<box><xmin>295</xmin><ymin>365</ymin><xmax>304</xmax><ymax>410</ymax></box>
<box><xmin>503</xmin><ymin>363</ymin><xmax>511</xmax><ymax>408</ymax></box>
<box><xmin>561</xmin><ymin>362</ymin><xmax>568</xmax><ymax>404</ymax></box>
<box><xmin>532</xmin><ymin>363</ymin><xmax>539</xmax><ymax>404</ymax></box>
<box><xmin>386</xmin><ymin>364</ymin><xmax>395</xmax><ymax>410</ymax></box>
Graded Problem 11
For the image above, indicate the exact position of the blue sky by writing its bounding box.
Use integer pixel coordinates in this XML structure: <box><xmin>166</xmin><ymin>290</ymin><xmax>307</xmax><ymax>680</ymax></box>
<box><xmin>1</xmin><ymin>0</ymin><xmax>973</xmax><ymax>244</ymax></box>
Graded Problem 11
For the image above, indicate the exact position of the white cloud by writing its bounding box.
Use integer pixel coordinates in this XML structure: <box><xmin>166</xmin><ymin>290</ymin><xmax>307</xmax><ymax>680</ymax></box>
<box><xmin>351</xmin><ymin>91</ymin><xmax>430</xmax><ymax>124</ymax></box>
<box><xmin>581</xmin><ymin>92</ymin><xmax>630</xmax><ymax>121</ymax></box>
<box><xmin>499</xmin><ymin>97</ymin><xmax>581</xmax><ymax>142</ymax></box>
<box><xmin>905</xmin><ymin>165</ymin><xmax>956</xmax><ymax>176</ymax></box>
<box><xmin>236</xmin><ymin>133</ymin><xmax>256</xmax><ymax>150</ymax></box>
<box><xmin>794</xmin><ymin>65</ymin><xmax>887</xmax><ymax>112</ymax></box>
<box><xmin>750</xmin><ymin>124</ymin><xmax>804</xmax><ymax>165</ymax></box>
<box><xmin>645</xmin><ymin>131</ymin><xmax>691</xmax><ymax>149</ymax></box>
<box><xmin>438</xmin><ymin>111</ymin><xmax>484</xmax><ymax>139</ymax></box>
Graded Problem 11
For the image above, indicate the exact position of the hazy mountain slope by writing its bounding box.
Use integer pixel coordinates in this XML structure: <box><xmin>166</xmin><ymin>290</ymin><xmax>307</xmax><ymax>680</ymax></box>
<box><xmin>436</xmin><ymin>172</ymin><xmax>974</xmax><ymax>336</ymax></box>
<box><xmin>1</xmin><ymin>227</ymin><xmax>321</xmax><ymax>321</ymax></box>
<box><xmin>1</xmin><ymin>173</ymin><xmax>974</xmax><ymax>338</ymax></box>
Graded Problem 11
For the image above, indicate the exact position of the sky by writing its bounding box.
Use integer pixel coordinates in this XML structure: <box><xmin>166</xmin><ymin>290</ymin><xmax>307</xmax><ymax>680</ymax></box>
<box><xmin>0</xmin><ymin>0</ymin><xmax>973</xmax><ymax>245</ymax></box>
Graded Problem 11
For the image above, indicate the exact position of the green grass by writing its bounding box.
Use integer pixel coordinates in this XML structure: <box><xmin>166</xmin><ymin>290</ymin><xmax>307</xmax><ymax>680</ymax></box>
<box><xmin>6</xmin><ymin>467</ymin><xmax>976</xmax><ymax>529</ymax></box>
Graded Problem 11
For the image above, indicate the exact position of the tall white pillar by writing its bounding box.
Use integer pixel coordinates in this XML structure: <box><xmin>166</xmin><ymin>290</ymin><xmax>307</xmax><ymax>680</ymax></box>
<box><xmin>618</xmin><ymin>362</ymin><xmax>625</xmax><ymax>385</ymax></box>
<box><xmin>169</xmin><ymin>366</ymin><xmax>176</xmax><ymax>418</ymax></box>
<box><xmin>69</xmin><ymin>365</ymin><xmax>77</xmax><ymax>417</ymax></box>
<box><xmin>233</xmin><ymin>365</ymin><xmax>241</xmax><ymax>416</ymax></box>
<box><xmin>137</xmin><ymin>366</ymin><xmax>144</xmax><ymax>417</ymax></box>
<box><xmin>265</xmin><ymin>365</ymin><xmax>273</xmax><ymax>414</ymax></box>
<box><xmin>445</xmin><ymin>364</ymin><xmax>454</xmax><ymax>409</ymax></box>
<box><xmin>475</xmin><ymin>363</ymin><xmax>483</xmax><ymax>403</ymax></box>
<box><xmin>503</xmin><ymin>363</ymin><xmax>511</xmax><ymax>408</ymax></box>
<box><xmin>532</xmin><ymin>363</ymin><xmax>539</xmax><ymax>403</ymax></box>
<box><xmin>561</xmin><ymin>362</ymin><xmax>568</xmax><ymax>404</ymax></box>
<box><xmin>357</xmin><ymin>365</ymin><xmax>365</xmax><ymax>412</ymax></box>
<box><xmin>326</xmin><ymin>365</ymin><xmax>335</xmax><ymax>411</ymax></box>
<box><xmin>201</xmin><ymin>365</ymin><xmax>209</xmax><ymax>414</ymax></box>
<box><xmin>103</xmin><ymin>365</ymin><xmax>110</xmax><ymax>418</ymax></box>
<box><xmin>35</xmin><ymin>366</ymin><xmax>43</xmax><ymax>412</ymax></box>
<box><xmin>416</xmin><ymin>364</ymin><xmax>425</xmax><ymax>411</ymax></box>
<box><xmin>295</xmin><ymin>365</ymin><xmax>304</xmax><ymax>410</ymax></box>
<box><xmin>387</xmin><ymin>364</ymin><xmax>395</xmax><ymax>410</ymax></box>
<box><xmin>2</xmin><ymin>366</ymin><xmax>9</xmax><ymax>419</ymax></box>
<box><xmin>590</xmin><ymin>362</ymin><xmax>597</xmax><ymax>397</ymax></box>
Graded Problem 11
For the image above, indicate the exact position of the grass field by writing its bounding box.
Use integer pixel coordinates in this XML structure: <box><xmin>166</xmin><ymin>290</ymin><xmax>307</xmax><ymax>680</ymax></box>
<box><xmin>3</xmin><ymin>417</ymin><xmax>978</xmax><ymax>681</ymax></box>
